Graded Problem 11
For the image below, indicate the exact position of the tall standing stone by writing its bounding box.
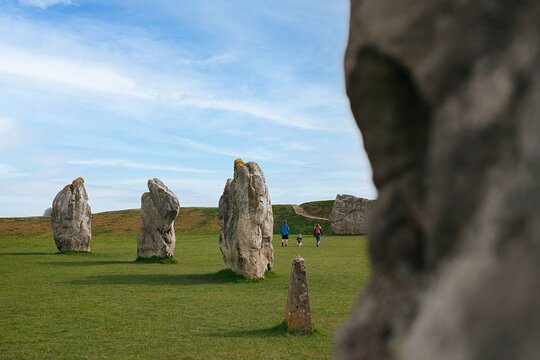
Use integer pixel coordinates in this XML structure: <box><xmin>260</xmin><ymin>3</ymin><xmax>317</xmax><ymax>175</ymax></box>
<box><xmin>286</xmin><ymin>256</ymin><xmax>313</xmax><ymax>334</ymax></box>
<box><xmin>329</xmin><ymin>194</ymin><xmax>374</xmax><ymax>235</ymax></box>
<box><xmin>51</xmin><ymin>177</ymin><xmax>92</xmax><ymax>252</ymax></box>
<box><xmin>336</xmin><ymin>1</ymin><xmax>540</xmax><ymax>359</ymax></box>
<box><xmin>137</xmin><ymin>178</ymin><xmax>180</xmax><ymax>259</ymax></box>
<box><xmin>218</xmin><ymin>158</ymin><xmax>274</xmax><ymax>279</ymax></box>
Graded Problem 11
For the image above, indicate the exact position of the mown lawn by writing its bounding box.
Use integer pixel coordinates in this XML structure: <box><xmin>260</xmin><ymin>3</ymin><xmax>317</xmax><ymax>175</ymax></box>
<box><xmin>0</xmin><ymin>231</ymin><xmax>370</xmax><ymax>359</ymax></box>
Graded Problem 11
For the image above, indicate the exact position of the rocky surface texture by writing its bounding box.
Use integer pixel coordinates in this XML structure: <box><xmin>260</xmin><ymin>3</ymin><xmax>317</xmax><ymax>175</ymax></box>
<box><xmin>336</xmin><ymin>1</ymin><xmax>540</xmax><ymax>359</ymax></box>
<box><xmin>218</xmin><ymin>159</ymin><xmax>274</xmax><ymax>279</ymax></box>
<box><xmin>329</xmin><ymin>194</ymin><xmax>374</xmax><ymax>235</ymax></box>
<box><xmin>286</xmin><ymin>256</ymin><xmax>312</xmax><ymax>333</ymax></box>
<box><xmin>51</xmin><ymin>177</ymin><xmax>92</xmax><ymax>252</ymax></box>
<box><xmin>137</xmin><ymin>178</ymin><xmax>180</xmax><ymax>259</ymax></box>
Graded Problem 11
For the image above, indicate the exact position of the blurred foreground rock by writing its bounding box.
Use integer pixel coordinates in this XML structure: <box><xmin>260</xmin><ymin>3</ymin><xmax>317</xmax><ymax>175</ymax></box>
<box><xmin>51</xmin><ymin>177</ymin><xmax>92</xmax><ymax>252</ymax></box>
<box><xmin>329</xmin><ymin>194</ymin><xmax>374</xmax><ymax>235</ymax></box>
<box><xmin>286</xmin><ymin>256</ymin><xmax>312</xmax><ymax>333</ymax></box>
<box><xmin>336</xmin><ymin>1</ymin><xmax>540</xmax><ymax>359</ymax></box>
<box><xmin>137</xmin><ymin>178</ymin><xmax>180</xmax><ymax>259</ymax></box>
<box><xmin>218</xmin><ymin>159</ymin><xmax>274</xmax><ymax>279</ymax></box>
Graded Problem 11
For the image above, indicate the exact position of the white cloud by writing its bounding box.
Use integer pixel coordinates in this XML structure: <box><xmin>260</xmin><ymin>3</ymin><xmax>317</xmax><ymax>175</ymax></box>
<box><xmin>0</xmin><ymin>164</ymin><xmax>27</xmax><ymax>178</ymax></box>
<box><xmin>0</xmin><ymin>116</ymin><xmax>29</xmax><ymax>149</ymax></box>
<box><xmin>0</xmin><ymin>47</ymin><xmax>149</xmax><ymax>98</ymax></box>
<box><xmin>0</xmin><ymin>44</ymin><xmax>333</xmax><ymax>132</ymax></box>
<box><xmin>68</xmin><ymin>159</ymin><xmax>215</xmax><ymax>174</ymax></box>
<box><xmin>0</xmin><ymin>116</ymin><xmax>15</xmax><ymax>137</ymax></box>
<box><xmin>18</xmin><ymin>0</ymin><xmax>73</xmax><ymax>9</ymax></box>
<box><xmin>169</xmin><ymin>97</ymin><xmax>319</xmax><ymax>130</ymax></box>
<box><xmin>172</xmin><ymin>136</ymin><xmax>285</xmax><ymax>162</ymax></box>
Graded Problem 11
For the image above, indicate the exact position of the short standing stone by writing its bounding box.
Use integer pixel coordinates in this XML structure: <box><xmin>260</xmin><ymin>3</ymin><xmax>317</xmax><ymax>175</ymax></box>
<box><xmin>286</xmin><ymin>256</ymin><xmax>313</xmax><ymax>333</ymax></box>
<box><xmin>51</xmin><ymin>177</ymin><xmax>92</xmax><ymax>252</ymax></box>
<box><xmin>218</xmin><ymin>158</ymin><xmax>274</xmax><ymax>279</ymax></box>
<box><xmin>137</xmin><ymin>178</ymin><xmax>180</xmax><ymax>259</ymax></box>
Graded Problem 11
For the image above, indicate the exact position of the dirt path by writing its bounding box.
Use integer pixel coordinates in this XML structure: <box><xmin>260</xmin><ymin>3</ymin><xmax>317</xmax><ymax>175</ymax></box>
<box><xmin>291</xmin><ymin>205</ymin><xmax>329</xmax><ymax>221</ymax></box>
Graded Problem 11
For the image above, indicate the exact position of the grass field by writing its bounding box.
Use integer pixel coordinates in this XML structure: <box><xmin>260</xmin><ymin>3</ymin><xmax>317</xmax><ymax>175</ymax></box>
<box><xmin>0</xmin><ymin>206</ymin><xmax>369</xmax><ymax>359</ymax></box>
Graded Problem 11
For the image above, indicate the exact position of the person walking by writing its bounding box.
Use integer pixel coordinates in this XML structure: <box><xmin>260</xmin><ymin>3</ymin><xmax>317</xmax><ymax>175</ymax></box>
<box><xmin>296</xmin><ymin>233</ymin><xmax>303</xmax><ymax>247</ymax></box>
<box><xmin>313</xmin><ymin>223</ymin><xmax>323</xmax><ymax>247</ymax></box>
<box><xmin>280</xmin><ymin>220</ymin><xmax>290</xmax><ymax>247</ymax></box>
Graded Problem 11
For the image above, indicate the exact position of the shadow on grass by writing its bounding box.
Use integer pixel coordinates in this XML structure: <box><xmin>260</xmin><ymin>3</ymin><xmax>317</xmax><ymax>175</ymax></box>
<box><xmin>70</xmin><ymin>269</ymin><xmax>253</xmax><ymax>286</ymax></box>
<box><xmin>50</xmin><ymin>260</ymin><xmax>135</xmax><ymax>267</ymax></box>
<box><xmin>50</xmin><ymin>256</ymin><xmax>178</xmax><ymax>267</ymax></box>
<box><xmin>206</xmin><ymin>321</ymin><xmax>314</xmax><ymax>338</ymax></box>
<box><xmin>0</xmin><ymin>252</ymin><xmax>56</xmax><ymax>256</ymax></box>
<box><xmin>134</xmin><ymin>256</ymin><xmax>177</xmax><ymax>264</ymax></box>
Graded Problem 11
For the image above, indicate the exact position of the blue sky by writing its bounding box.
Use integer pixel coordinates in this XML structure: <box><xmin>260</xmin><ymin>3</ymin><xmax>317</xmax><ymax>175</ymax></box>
<box><xmin>0</xmin><ymin>0</ymin><xmax>375</xmax><ymax>217</ymax></box>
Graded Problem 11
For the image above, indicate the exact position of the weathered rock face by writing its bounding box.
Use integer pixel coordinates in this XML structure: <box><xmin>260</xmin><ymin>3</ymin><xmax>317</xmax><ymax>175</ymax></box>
<box><xmin>137</xmin><ymin>178</ymin><xmax>180</xmax><ymax>259</ymax></box>
<box><xmin>336</xmin><ymin>1</ymin><xmax>540</xmax><ymax>359</ymax></box>
<box><xmin>286</xmin><ymin>256</ymin><xmax>312</xmax><ymax>333</ymax></box>
<box><xmin>218</xmin><ymin>159</ymin><xmax>274</xmax><ymax>279</ymax></box>
<box><xmin>51</xmin><ymin>177</ymin><xmax>92</xmax><ymax>252</ymax></box>
<box><xmin>329</xmin><ymin>194</ymin><xmax>374</xmax><ymax>235</ymax></box>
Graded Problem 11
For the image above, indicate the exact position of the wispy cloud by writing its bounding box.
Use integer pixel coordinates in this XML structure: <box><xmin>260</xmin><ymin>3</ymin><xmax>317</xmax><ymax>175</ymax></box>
<box><xmin>0</xmin><ymin>164</ymin><xmax>27</xmax><ymax>178</ymax></box>
<box><xmin>0</xmin><ymin>47</ymin><xmax>148</xmax><ymax>98</ymax></box>
<box><xmin>168</xmin><ymin>97</ymin><xmax>319</xmax><ymax>130</ymax></box>
<box><xmin>68</xmin><ymin>159</ymin><xmax>215</xmax><ymax>174</ymax></box>
<box><xmin>0</xmin><ymin>116</ymin><xmax>29</xmax><ymax>149</ymax></box>
<box><xmin>0</xmin><ymin>43</ymin><xmax>332</xmax><ymax>131</ymax></box>
<box><xmin>171</xmin><ymin>136</ymin><xmax>285</xmax><ymax>162</ymax></box>
<box><xmin>18</xmin><ymin>0</ymin><xmax>73</xmax><ymax>9</ymax></box>
<box><xmin>0</xmin><ymin>116</ymin><xmax>15</xmax><ymax>137</ymax></box>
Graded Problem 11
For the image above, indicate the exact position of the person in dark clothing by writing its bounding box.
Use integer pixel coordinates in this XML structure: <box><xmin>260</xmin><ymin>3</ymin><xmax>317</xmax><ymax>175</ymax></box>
<box><xmin>280</xmin><ymin>220</ymin><xmax>290</xmax><ymax>247</ymax></box>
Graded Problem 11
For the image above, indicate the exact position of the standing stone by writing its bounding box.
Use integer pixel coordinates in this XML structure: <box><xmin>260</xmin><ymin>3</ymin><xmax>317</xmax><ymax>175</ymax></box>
<box><xmin>51</xmin><ymin>177</ymin><xmax>92</xmax><ymax>252</ymax></box>
<box><xmin>336</xmin><ymin>1</ymin><xmax>540</xmax><ymax>360</ymax></box>
<box><xmin>286</xmin><ymin>256</ymin><xmax>313</xmax><ymax>334</ymax></box>
<box><xmin>218</xmin><ymin>158</ymin><xmax>274</xmax><ymax>279</ymax></box>
<box><xmin>137</xmin><ymin>178</ymin><xmax>180</xmax><ymax>259</ymax></box>
<box><xmin>329</xmin><ymin>194</ymin><xmax>374</xmax><ymax>235</ymax></box>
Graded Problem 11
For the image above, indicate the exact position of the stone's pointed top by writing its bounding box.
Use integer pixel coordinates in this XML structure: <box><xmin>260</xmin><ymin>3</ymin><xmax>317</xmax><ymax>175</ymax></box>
<box><xmin>148</xmin><ymin>178</ymin><xmax>165</xmax><ymax>188</ymax></box>
<box><xmin>234</xmin><ymin>158</ymin><xmax>245</xmax><ymax>168</ymax></box>
<box><xmin>290</xmin><ymin>256</ymin><xmax>307</xmax><ymax>279</ymax></box>
<box><xmin>147</xmin><ymin>178</ymin><xmax>180</xmax><ymax>214</ymax></box>
<box><xmin>73</xmin><ymin>177</ymin><xmax>84</xmax><ymax>184</ymax></box>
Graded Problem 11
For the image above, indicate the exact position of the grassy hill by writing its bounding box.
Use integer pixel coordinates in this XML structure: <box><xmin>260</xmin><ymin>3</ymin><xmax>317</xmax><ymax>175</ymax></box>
<box><xmin>272</xmin><ymin>204</ymin><xmax>334</xmax><ymax>236</ymax></box>
<box><xmin>0</xmin><ymin>202</ymin><xmax>336</xmax><ymax>237</ymax></box>
<box><xmin>0</xmin><ymin>207</ymin><xmax>369</xmax><ymax>359</ymax></box>
<box><xmin>299</xmin><ymin>200</ymin><xmax>335</xmax><ymax>219</ymax></box>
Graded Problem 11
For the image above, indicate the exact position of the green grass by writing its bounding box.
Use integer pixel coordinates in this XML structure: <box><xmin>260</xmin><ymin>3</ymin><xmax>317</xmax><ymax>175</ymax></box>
<box><xmin>300</xmin><ymin>200</ymin><xmax>335</xmax><ymax>219</ymax></box>
<box><xmin>0</xmin><ymin>230</ymin><xmax>370</xmax><ymax>359</ymax></box>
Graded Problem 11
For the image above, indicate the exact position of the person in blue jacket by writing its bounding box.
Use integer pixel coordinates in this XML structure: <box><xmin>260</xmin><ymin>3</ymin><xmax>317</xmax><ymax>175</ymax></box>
<box><xmin>280</xmin><ymin>220</ymin><xmax>290</xmax><ymax>247</ymax></box>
